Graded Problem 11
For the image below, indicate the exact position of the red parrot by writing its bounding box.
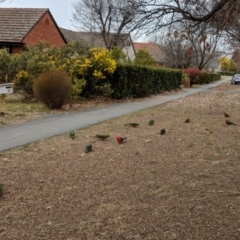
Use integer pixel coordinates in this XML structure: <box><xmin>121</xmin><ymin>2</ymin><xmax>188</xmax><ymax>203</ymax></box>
<box><xmin>223</xmin><ymin>111</ymin><xmax>230</xmax><ymax>118</ymax></box>
<box><xmin>116</xmin><ymin>136</ymin><xmax>127</xmax><ymax>143</ymax></box>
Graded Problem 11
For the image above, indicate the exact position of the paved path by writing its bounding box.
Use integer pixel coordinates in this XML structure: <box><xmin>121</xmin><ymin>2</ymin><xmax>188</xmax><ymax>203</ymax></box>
<box><xmin>0</xmin><ymin>77</ymin><xmax>231</xmax><ymax>151</ymax></box>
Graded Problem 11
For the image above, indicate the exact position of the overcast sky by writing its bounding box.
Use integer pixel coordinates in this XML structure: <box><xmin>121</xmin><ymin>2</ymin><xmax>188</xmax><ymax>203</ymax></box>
<box><xmin>1</xmin><ymin>0</ymin><xmax>74</xmax><ymax>29</ymax></box>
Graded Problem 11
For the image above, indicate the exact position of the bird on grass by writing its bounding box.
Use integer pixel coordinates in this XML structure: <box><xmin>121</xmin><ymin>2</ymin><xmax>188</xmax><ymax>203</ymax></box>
<box><xmin>160</xmin><ymin>129</ymin><xmax>166</xmax><ymax>135</ymax></box>
<box><xmin>85</xmin><ymin>143</ymin><xmax>93</xmax><ymax>153</ymax></box>
<box><xmin>69</xmin><ymin>130</ymin><xmax>75</xmax><ymax>139</ymax></box>
<box><xmin>116</xmin><ymin>136</ymin><xmax>127</xmax><ymax>143</ymax></box>
<box><xmin>125</xmin><ymin>123</ymin><xmax>139</xmax><ymax>127</ymax></box>
<box><xmin>185</xmin><ymin>118</ymin><xmax>190</xmax><ymax>123</ymax></box>
<box><xmin>94</xmin><ymin>134</ymin><xmax>110</xmax><ymax>140</ymax></box>
<box><xmin>0</xmin><ymin>183</ymin><xmax>3</xmax><ymax>195</ymax></box>
<box><xmin>223</xmin><ymin>111</ymin><xmax>230</xmax><ymax>118</ymax></box>
<box><xmin>148</xmin><ymin>119</ymin><xmax>155</xmax><ymax>126</ymax></box>
<box><xmin>225</xmin><ymin>118</ymin><xmax>237</xmax><ymax>125</ymax></box>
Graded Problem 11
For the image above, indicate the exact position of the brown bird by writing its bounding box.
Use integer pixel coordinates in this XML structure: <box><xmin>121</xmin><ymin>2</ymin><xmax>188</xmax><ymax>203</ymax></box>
<box><xmin>225</xmin><ymin>118</ymin><xmax>237</xmax><ymax>125</ymax></box>
<box><xmin>223</xmin><ymin>111</ymin><xmax>230</xmax><ymax>118</ymax></box>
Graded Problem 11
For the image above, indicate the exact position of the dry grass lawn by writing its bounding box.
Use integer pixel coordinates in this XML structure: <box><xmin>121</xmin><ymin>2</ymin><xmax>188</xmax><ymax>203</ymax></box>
<box><xmin>1</xmin><ymin>81</ymin><xmax>240</xmax><ymax>239</ymax></box>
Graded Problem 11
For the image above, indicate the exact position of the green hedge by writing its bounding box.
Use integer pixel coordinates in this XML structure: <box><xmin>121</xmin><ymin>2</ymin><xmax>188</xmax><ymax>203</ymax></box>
<box><xmin>109</xmin><ymin>64</ymin><xmax>182</xmax><ymax>99</ymax></box>
<box><xmin>218</xmin><ymin>71</ymin><xmax>235</xmax><ymax>76</ymax></box>
<box><xmin>197</xmin><ymin>72</ymin><xmax>221</xmax><ymax>84</ymax></box>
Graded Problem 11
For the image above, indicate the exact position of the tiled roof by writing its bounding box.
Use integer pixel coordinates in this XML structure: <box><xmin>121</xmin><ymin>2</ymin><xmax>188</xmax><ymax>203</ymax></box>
<box><xmin>133</xmin><ymin>42</ymin><xmax>167</xmax><ymax>62</ymax></box>
<box><xmin>60</xmin><ymin>28</ymin><xmax>130</xmax><ymax>48</ymax></box>
<box><xmin>0</xmin><ymin>8</ymin><xmax>48</xmax><ymax>42</ymax></box>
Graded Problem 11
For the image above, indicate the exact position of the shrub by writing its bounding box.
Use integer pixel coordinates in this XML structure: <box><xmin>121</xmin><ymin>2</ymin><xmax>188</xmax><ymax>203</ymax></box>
<box><xmin>80</xmin><ymin>48</ymin><xmax>117</xmax><ymax>97</ymax></box>
<box><xmin>134</xmin><ymin>49</ymin><xmax>156</xmax><ymax>66</ymax></box>
<box><xmin>198</xmin><ymin>70</ymin><xmax>210</xmax><ymax>84</ymax></box>
<box><xmin>13</xmin><ymin>41</ymin><xmax>88</xmax><ymax>100</ymax></box>
<box><xmin>183</xmin><ymin>68</ymin><xmax>200</xmax><ymax>86</ymax></box>
<box><xmin>109</xmin><ymin>64</ymin><xmax>182</xmax><ymax>99</ymax></box>
<box><xmin>110</xmin><ymin>46</ymin><xmax>128</xmax><ymax>63</ymax></box>
<box><xmin>33</xmin><ymin>70</ymin><xmax>72</xmax><ymax>109</ymax></box>
<box><xmin>0</xmin><ymin>48</ymin><xmax>11</xmax><ymax>82</ymax></box>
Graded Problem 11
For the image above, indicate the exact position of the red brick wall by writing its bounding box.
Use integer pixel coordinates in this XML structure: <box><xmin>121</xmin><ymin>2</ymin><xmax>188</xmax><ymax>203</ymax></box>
<box><xmin>12</xmin><ymin>46</ymin><xmax>23</xmax><ymax>54</ymax></box>
<box><xmin>23</xmin><ymin>12</ymin><xmax>65</xmax><ymax>47</ymax></box>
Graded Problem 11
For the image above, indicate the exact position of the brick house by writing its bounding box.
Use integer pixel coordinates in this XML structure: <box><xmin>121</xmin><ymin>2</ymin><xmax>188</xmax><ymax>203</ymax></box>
<box><xmin>0</xmin><ymin>8</ymin><xmax>67</xmax><ymax>54</ymax></box>
<box><xmin>133</xmin><ymin>42</ymin><xmax>167</xmax><ymax>66</ymax></box>
<box><xmin>60</xmin><ymin>28</ymin><xmax>136</xmax><ymax>61</ymax></box>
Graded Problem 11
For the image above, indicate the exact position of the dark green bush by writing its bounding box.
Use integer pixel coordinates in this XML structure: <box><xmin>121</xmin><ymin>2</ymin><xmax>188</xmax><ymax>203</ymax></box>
<box><xmin>196</xmin><ymin>71</ymin><xmax>221</xmax><ymax>84</ymax></box>
<box><xmin>218</xmin><ymin>71</ymin><xmax>235</xmax><ymax>76</ymax></box>
<box><xmin>33</xmin><ymin>70</ymin><xmax>72</xmax><ymax>109</ymax></box>
<box><xmin>109</xmin><ymin>64</ymin><xmax>182</xmax><ymax>99</ymax></box>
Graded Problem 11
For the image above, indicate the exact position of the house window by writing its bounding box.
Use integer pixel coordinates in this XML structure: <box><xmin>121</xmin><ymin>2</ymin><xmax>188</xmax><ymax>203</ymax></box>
<box><xmin>0</xmin><ymin>45</ymin><xmax>12</xmax><ymax>54</ymax></box>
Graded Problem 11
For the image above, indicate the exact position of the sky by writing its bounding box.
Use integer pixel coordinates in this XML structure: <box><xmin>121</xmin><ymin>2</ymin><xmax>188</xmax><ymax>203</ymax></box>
<box><xmin>1</xmin><ymin>0</ymin><xmax>75</xmax><ymax>29</ymax></box>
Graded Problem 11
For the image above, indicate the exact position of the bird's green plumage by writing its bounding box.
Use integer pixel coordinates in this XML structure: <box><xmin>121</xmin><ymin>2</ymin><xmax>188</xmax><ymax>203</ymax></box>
<box><xmin>69</xmin><ymin>130</ymin><xmax>75</xmax><ymax>139</ymax></box>
<box><xmin>126</xmin><ymin>123</ymin><xmax>139</xmax><ymax>127</ymax></box>
<box><xmin>160</xmin><ymin>129</ymin><xmax>166</xmax><ymax>135</ymax></box>
<box><xmin>94</xmin><ymin>134</ymin><xmax>110</xmax><ymax>140</ymax></box>
<box><xmin>148</xmin><ymin>119</ymin><xmax>154</xmax><ymax>126</ymax></box>
<box><xmin>85</xmin><ymin>144</ymin><xmax>92</xmax><ymax>153</ymax></box>
<box><xmin>226</xmin><ymin>119</ymin><xmax>237</xmax><ymax>125</ymax></box>
<box><xmin>0</xmin><ymin>183</ymin><xmax>3</xmax><ymax>194</ymax></box>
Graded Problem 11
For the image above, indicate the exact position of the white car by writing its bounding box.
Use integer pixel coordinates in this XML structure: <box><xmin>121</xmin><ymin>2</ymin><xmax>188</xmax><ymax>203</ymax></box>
<box><xmin>231</xmin><ymin>74</ymin><xmax>240</xmax><ymax>84</ymax></box>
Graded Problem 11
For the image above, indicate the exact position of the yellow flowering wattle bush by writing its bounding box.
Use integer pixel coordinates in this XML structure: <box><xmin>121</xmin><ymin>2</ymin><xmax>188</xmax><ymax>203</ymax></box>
<box><xmin>80</xmin><ymin>48</ymin><xmax>116</xmax><ymax>96</ymax></box>
<box><xmin>11</xmin><ymin>42</ymin><xmax>117</xmax><ymax>99</ymax></box>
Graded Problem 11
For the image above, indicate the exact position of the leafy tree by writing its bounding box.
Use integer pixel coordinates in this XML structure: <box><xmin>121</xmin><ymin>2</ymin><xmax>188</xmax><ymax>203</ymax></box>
<box><xmin>219</xmin><ymin>56</ymin><xmax>230</xmax><ymax>71</ymax></box>
<box><xmin>134</xmin><ymin>49</ymin><xmax>156</xmax><ymax>66</ymax></box>
<box><xmin>229</xmin><ymin>59</ymin><xmax>237</xmax><ymax>72</ymax></box>
<box><xmin>110</xmin><ymin>47</ymin><xmax>128</xmax><ymax>63</ymax></box>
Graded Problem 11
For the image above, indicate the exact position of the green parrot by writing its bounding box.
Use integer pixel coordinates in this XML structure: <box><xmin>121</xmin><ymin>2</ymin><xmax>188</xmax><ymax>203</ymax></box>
<box><xmin>160</xmin><ymin>129</ymin><xmax>166</xmax><ymax>135</ymax></box>
<box><xmin>94</xmin><ymin>134</ymin><xmax>110</xmax><ymax>140</ymax></box>
<box><xmin>125</xmin><ymin>123</ymin><xmax>139</xmax><ymax>127</ymax></box>
<box><xmin>0</xmin><ymin>183</ymin><xmax>3</xmax><ymax>195</ymax></box>
<box><xmin>148</xmin><ymin>119</ymin><xmax>154</xmax><ymax>126</ymax></box>
<box><xmin>225</xmin><ymin>119</ymin><xmax>237</xmax><ymax>125</ymax></box>
<box><xmin>69</xmin><ymin>130</ymin><xmax>75</xmax><ymax>139</ymax></box>
<box><xmin>85</xmin><ymin>143</ymin><xmax>93</xmax><ymax>153</ymax></box>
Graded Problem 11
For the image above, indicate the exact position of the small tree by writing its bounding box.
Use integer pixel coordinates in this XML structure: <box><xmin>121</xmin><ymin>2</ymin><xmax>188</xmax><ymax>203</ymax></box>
<box><xmin>134</xmin><ymin>49</ymin><xmax>156</xmax><ymax>66</ymax></box>
<box><xmin>219</xmin><ymin>56</ymin><xmax>230</xmax><ymax>71</ymax></box>
<box><xmin>110</xmin><ymin>47</ymin><xmax>128</xmax><ymax>63</ymax></box>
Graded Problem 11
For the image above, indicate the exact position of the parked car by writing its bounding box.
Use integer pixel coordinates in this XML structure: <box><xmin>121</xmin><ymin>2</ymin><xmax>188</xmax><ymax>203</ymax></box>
<box><xmin>231</xmin><ymin>74</ymin><xmax>240</xmax><ymax>84</ymax></box>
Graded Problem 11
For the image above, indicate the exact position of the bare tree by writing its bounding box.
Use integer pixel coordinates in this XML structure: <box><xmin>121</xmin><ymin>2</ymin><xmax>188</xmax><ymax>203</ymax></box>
<box><xmin>131</xmin><ymin>0</ymin><xmax>238</xmax><ymax>33</ymax></box>
<box><xmin>72</xmin><ymin>0</ymin><xmax>140</xmax><ymax>49</ymax></box>
<box><xmin>155</xmin><ymin>31</ymin><xmax>193</xmax><ymax>68</ymax></box>
<box><xmin>154</xmin><ymin>22</ymin><xmax>222</xmax><ymax>70</ymax></box>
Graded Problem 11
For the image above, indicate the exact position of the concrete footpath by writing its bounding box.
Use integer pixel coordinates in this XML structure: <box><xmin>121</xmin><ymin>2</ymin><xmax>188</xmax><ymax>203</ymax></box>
<box><xmin>0</xmin><ymin>77</ymin><xmax>230</xmax><ymax>151</ymax></box>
